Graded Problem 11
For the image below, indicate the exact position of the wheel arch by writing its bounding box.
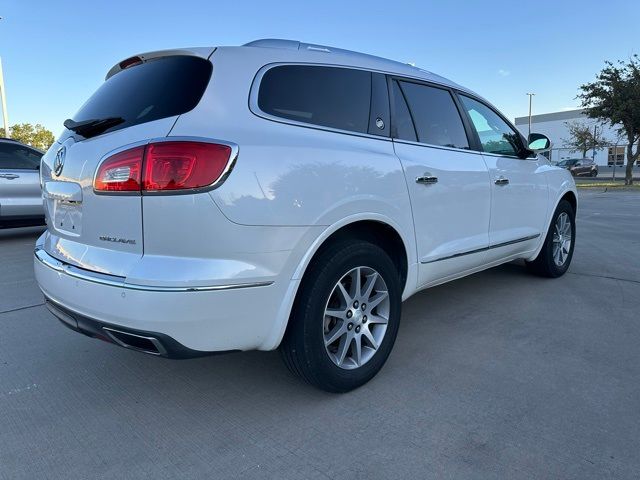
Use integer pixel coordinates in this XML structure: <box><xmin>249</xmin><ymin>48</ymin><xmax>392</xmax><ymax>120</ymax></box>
<box><xmin>526</xmin><ymin>184</ymin><xmax>578</xmax><ymax>262</ymax></box>
<box><xmin>561</xmin><ymin>190</ymin><xmax>577</xmax><ymax>215</ymax></box>
<box><xmin>304</xmin><ymin>219</ymin><xmax>409</xmax><ymax>290</ymax></box>
<box><xmin>259</xmin><ymin>214</ymin><xmax>417</xmax><ymax>351</ymax></box>
<box><xmin>292</xmin><ymin>215</ymin><xmax>414</xmax><ymax>292</ymax></box>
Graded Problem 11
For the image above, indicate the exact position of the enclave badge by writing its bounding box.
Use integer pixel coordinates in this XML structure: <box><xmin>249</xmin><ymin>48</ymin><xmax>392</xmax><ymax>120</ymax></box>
<box><xmin>99</xmin><ymin>235</ymin><xmax>137</xmax><ymax>245</ymax></box>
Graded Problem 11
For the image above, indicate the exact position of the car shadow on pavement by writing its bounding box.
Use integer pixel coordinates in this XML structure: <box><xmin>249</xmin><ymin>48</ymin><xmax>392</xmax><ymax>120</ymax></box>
<box><xmin>46</xmin><ymin>260</ymin><xmax>537</xmax><ymax>403</ymax></box>
<box><xmin>0</xmin><ymin>225</ymin><xmax>46</xmax><ymax>240</ymax></box>
<box><xmin>5</xmin><ymin>256</ymin><xmax>543</xmax><ymax>411</ymax></box>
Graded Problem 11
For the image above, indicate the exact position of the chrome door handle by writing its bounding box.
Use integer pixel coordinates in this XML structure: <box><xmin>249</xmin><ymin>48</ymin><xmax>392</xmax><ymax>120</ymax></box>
<box><xmin>416</xmin><ymin>175</ymin><xmax>438</xmax><ymax>185</ymax></box>
<box><xmin>495</xmin><ymin>177</ymin><xmax>509</xmax><ymax>186</ymax></box>
<box><xmin>0</xmin><ymin>173</ymin><xmax>20</xmax><ymax>180</ymax></box>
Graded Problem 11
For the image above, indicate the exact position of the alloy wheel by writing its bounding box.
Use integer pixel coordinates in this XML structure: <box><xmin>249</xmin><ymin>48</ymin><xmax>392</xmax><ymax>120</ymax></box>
<box><xmin>322</xmin><ymin>266</ymin><xmax>390</xmax><ymax>370</ymax></box>
<box><xmin>552</xmin><ymin>212</ymin><xmax>572</xmax><ymax>267</ymax></box>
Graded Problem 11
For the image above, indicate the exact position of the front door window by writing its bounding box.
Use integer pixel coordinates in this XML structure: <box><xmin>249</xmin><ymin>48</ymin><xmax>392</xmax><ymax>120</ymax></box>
<box><xmin>459</xmin><ymin>95</ymin><xmax>522</xmax><ymax>157</ymax></box>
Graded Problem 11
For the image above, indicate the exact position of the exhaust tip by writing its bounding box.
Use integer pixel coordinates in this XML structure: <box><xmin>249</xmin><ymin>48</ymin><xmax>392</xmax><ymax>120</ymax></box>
<box><xmin>102</xmin><ymin>327</ymin><xmax>166</xmax><ymax>356</ymax></box>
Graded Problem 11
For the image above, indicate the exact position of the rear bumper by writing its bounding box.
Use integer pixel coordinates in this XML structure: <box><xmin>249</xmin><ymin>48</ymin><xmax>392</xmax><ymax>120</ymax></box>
<box><xmin>44</xmin><ymin>297</ymin><xmax>227</xmax><ymax>358</ymax></box>
<box><xmin>34</xmin><ymin>247</ymin><xmax>286</xmax><ymax>354</ymax></box>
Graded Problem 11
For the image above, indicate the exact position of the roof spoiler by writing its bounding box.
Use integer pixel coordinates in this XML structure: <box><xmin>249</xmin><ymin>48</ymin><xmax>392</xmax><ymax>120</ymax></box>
<box><xmin>105</xmin><ymin>47</ymin><xmax>216</xmax><ymax>80</ymax></box>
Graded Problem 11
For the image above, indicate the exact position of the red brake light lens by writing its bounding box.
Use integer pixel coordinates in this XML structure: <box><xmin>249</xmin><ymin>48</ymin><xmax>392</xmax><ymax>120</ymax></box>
<box><xmin>143</xmin><ymin>142</ymin><xmax>232</xmax><ymax>191</ymax></box>
<box><xmin>94</xmin><ymin>141</ymin><xmax>233</xmax><ymax>193</ymax></box>
<box><xmin>94</xmin><ymin>146</ymin><xmax>144</xmax><ymax>192</ymax></box>
<box><xmin>119</xmin><ymin>56</ymin><xmax>143</xmax><ymax>70</ymax></box>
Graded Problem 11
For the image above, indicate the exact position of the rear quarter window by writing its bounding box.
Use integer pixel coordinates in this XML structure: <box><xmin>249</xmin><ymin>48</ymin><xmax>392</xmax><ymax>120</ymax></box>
<box><xmin>70</xmin><ymin>55</ymin><xmax>212</xmax><ymax>136</ymax></box>
<box><xmin>257</xmin><ymin>65</ymin><xmax>372</xmax><ymax>134</ymax></box>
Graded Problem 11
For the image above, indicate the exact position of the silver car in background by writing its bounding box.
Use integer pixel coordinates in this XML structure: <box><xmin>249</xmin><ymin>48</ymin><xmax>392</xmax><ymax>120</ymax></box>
<box><xmin>0</xmin><ymin>138</ymin><xmax>45</xmax><ymax>228</ymax></box>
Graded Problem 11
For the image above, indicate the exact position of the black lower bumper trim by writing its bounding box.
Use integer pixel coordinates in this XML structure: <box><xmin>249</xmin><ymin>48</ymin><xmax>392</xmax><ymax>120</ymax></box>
<box><xmin>0</xmin><ymin>216</ymin><xmax>45</xmax><ymax>229</ymax></box>
<box><xmin>44</xmin><ymin>296</ymin><xmax>236</xmax><ymax>359</ymax></box>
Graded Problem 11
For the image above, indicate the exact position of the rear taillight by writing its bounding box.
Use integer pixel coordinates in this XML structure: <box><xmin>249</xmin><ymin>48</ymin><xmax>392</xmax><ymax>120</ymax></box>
<box><xmin>94</xmin><ymin>141</ymin><xmax>233</xmax><ymax>193</ymax></box>
<box><xmin>143</xmin><ymin>142</ymin><xmax>232</xmax><ymax>191</ymax></box>
<box><xmin>94</xmin><ymin>146</ymin><xmax>144</xmax><ymax>192</ymax></box>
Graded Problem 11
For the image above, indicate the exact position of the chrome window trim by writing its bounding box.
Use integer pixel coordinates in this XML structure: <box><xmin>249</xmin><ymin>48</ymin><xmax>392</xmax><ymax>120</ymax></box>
<box><xmin>35</xmin><ymin>247</ymin><xmax>273</xmax><ymax>292</ymax></box>
<box><xmin>480</xmin><ymin>151</ymin><xmax>538</xmax><ymax>161</ymax></box>
<box><xmin>92</xmin><ymin>136</ymin><xmax>239</xmax><ymax>196</ymax></box>
<box><xmin>391</xmin><ymin>138</ymin><xmax>485</xmax><ymax>156</ymax></box>
<box><xmin>420</xmin><ymin>234</ymin><xmax>541</xmax><ymax>264</ymax></box>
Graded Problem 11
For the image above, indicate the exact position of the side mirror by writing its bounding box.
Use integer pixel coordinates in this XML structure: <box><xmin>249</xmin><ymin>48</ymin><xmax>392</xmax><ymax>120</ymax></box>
<box><xmin>528</xmin><ymin>133</ymin><xmax>551</xmax><ymax>151</ymax></box>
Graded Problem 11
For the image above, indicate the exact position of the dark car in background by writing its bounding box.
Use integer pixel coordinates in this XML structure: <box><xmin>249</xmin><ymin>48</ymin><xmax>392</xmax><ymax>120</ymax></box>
<box><xmin>557</xmin><ymin>158</ymin><xmax>598</xmax><ymax>177</ymax></box>
<box><xmin>0</xmin><ymin>138</ymin><xmax>45</xmax><ymax>228</ymax></box>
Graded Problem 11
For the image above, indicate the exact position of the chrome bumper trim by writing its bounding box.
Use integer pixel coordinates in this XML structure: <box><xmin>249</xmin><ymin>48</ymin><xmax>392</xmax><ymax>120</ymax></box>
<box><xmin>34</xmin><ymin>247</ymin><xmax>273</xmax><ymax>292</ymax></box>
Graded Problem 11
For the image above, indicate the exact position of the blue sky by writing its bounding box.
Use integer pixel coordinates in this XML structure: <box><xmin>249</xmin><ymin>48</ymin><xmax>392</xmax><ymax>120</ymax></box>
<box><xmin>1</xmin><ymin>0</ymin><xmax>638</xmax><ymax>134</ymax></box>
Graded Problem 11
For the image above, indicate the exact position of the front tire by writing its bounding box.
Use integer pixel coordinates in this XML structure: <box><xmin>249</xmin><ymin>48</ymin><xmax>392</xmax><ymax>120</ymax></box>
<box><xmin>525</xmin><ymin>200</ymin><xmax>575</xmax><ymax>278</ymax></box>
<box><xmin>280</xmin><ymin>240</ymin><xmax>402</xmax><ymax>393</ymax></box>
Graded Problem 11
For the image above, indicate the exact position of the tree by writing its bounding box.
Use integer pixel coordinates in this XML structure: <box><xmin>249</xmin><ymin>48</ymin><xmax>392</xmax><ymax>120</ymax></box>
<box><xmin>0</xmin><ymin>123</ymin><xmax>55</xmax><ymax>151</ymax></box>
<box><xmin>562</xmin><ymin>121</ymin><xmax>608</xmax><ymax>158</ymax></box>
<box><xmin>578</xmin><ymin>55</ymin><xmax>640</xmax><ymax>185</ymax></box>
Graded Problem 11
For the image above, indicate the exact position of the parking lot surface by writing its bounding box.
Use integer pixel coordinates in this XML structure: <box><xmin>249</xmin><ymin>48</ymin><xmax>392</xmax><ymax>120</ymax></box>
<box><xmin>1</xmin><ymin>190</ymin><xmax>639</xmax><ymax>479</ymax></box>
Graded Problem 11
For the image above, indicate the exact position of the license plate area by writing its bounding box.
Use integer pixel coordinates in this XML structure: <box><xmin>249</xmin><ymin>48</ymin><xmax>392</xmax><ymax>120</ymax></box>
<box><xmin>52</xmin><ymin>200</ymin><xmax>82</xmax><ymax>236</ymax></box>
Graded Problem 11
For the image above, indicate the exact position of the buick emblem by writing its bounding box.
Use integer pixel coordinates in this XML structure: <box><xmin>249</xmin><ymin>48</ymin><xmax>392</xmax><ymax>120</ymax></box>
<box><xmin>53</xmin><ymin>146</ymin><xmax>66</xmax><ymax>176</ymax></box>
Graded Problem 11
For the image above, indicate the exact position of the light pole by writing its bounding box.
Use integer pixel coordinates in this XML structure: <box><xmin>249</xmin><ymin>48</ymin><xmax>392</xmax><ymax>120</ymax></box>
<box><xmin>526</xmin><ymin>93</ymin><xmax>535</xmax><ymax>138</ymax></box>
<box><xmin>0</xmin><ymin>17</ymin><xmax>8</xmax><ymax>137</ymax></box>
<box><xmin>0</xmin><ymin>57</ymin><xmax>9</xmax><ymax>136</ymax></box>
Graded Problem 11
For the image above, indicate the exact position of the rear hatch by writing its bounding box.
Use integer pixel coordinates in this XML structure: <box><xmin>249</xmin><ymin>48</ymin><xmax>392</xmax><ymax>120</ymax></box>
<box><xmin>40</xmin><ymin>49</ymin><xmax>214</xmax><ymax>276</ymax></box>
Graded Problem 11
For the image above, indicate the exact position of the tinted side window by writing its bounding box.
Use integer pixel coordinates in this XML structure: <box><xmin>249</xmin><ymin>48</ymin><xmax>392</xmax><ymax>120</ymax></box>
<box><xmin>459</xmin><ymin>95</ymin><xmax>522</xmax><ymax>156</ymax></box>
<box><xmin>391</xmin><ymin>80</ymin><xmax>417</xmax><ymax>142</ymax></box>
<box><xmin>258</xmin><ymin>66</ymin><xmax>372</xmax><ymax>134</ymax></box>
<box><xmin>0</xmin><ymin>143</ymin><xmax>42</xmax><ymax>169</ymax></box>
<box><xmin>396</xmin><ymin>81</ymin><xmax>469</xmax><ymax>149</ymax></box>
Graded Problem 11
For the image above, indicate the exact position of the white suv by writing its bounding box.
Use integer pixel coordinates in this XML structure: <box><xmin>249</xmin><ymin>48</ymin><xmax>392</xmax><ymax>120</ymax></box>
<box><xmin>35</xmin><ymin>39</ymin><xmax>577</xmax><ymax>392</ymax></box>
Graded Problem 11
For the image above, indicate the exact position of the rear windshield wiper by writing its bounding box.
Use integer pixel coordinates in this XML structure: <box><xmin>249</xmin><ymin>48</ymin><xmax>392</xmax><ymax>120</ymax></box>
<box><xmin>63</xmin><ymin>117</ymin><xmax>125</xmax><ymax>138</ymax></box>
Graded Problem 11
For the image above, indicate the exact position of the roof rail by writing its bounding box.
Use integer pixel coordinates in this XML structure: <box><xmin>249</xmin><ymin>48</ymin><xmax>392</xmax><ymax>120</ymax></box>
<box><xmin>243</xmin><ymin>39</ymin><xmax>300</xmax><ymax>50</ymax></box>
<box><xmin>243</xmin><ymin>38</ymin><xmax>337</xmax><ymax>54</ymax></box>
<box><xmin>243</xmin><ymin>38</ymin><xmax>424</xmax><ymax>69</ymax></box>
<box><xmin>240</xmin><ymin>38</ymin><xmax>451</xmax><ymax>87</ymax></box>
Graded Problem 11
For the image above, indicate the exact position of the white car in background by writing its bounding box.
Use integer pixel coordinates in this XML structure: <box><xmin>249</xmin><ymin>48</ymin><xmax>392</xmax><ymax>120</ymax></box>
<box><xmin>0</xmin><ymin>138</ymin><xmax>44</xmax><ymax>228</ymax></box>
<box><xmin>35</xmin><ymin>39</ymin><xmax>577</xmax><ymax>392</ymax></box>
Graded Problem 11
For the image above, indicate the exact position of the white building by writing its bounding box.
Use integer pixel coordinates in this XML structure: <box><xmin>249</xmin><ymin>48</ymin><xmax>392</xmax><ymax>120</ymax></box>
<box><xmin>514</xmin><ymin>109</ymin><xmax>626</xmax><ymax>166</ymax></box>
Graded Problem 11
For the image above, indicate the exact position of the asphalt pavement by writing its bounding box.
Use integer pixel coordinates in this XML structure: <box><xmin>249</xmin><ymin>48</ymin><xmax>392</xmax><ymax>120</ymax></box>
<box><xmin>1</xmin><ymin>190</ymin><xmax>639</xmax><ymax>479</ymax></box>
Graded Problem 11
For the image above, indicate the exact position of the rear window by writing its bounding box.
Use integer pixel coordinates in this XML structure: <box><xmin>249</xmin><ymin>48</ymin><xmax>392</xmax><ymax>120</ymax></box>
<box><xmin>70</xmin><ymin>55</ymin><xmax>212</xmax><ymax>136</ymax></box>
<box><xmin>258</xmin><ymin>65</ymin><xmax>372</xmax><ymax>134</ymax></box>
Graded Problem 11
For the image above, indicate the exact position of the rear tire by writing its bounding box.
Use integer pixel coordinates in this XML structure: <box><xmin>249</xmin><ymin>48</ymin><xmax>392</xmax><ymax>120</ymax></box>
<box><xmin>280</xmin><ymin>239</ymin><xmax>402</xmax><ymax>393</ymax></box>
<box><xmin>525</xmin><ymin>200</ymin><xmax>575</xmax><ymax>278</ymax></box>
